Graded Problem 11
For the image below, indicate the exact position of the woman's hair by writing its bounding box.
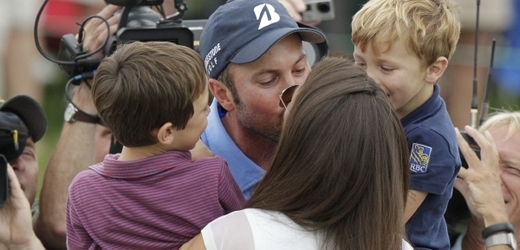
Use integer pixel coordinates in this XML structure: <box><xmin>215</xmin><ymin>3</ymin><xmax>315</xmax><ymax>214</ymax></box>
<box><xmin>247</xmin><ymin>56</ymin><xmax>410</xmax><ymax>250</ymax></box>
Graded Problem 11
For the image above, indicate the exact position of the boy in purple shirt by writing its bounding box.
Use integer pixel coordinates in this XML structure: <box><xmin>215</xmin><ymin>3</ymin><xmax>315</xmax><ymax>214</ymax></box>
<box><xmin>66</xmin><ymin>41</ymin><xmax>245</xmax><ymax>250</ymax></box>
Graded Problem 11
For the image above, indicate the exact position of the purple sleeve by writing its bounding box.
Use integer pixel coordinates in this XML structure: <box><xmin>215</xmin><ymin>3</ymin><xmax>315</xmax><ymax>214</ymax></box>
<box><xmin>66</xmin><ymin>179</ymin><xmax>95</xmax><ymax>249</ymax></box>
<box><xmin>217</xmin><ymin>159</ymin><xmax>246</xmax><ymax>213</ymax></box>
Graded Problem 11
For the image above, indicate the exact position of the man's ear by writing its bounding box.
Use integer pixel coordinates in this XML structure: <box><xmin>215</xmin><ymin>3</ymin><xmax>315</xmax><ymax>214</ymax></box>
<box><xmin>425</xmin><ymin>56</ymin><xmax>448</xmax><ymax>84</ymax></box>
<box><xmin>209</xmin><ymin>78</ymin><xmax>236</xmax><ymax>112</ymax></box>
<box><xmin>156</xmin><ymin>122</ymin><xmax>175</xmax><ymax>145</ymax></box>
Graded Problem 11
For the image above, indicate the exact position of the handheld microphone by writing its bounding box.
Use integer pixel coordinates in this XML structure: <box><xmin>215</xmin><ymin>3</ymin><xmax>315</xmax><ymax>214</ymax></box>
<box><xmin>480</xmin><ymin>39</ymin><xmax>496</xmax><ymax>126</ymax></box>
<box><xmin>469</xmin><ymin>0</ymin><xmax>481</xmax><ymax>128</ymax></box>
<box><xmin>104</xmin><ymin>0</ymin><xmax>164</xmax><ymax>7</ymax></box>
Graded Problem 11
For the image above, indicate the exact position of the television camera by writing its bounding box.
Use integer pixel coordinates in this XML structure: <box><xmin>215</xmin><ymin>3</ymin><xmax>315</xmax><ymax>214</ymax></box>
<box><xmin>0</xmin><ymin>112</ymin><xmax>29</xmax><ymax>207</ymax></box>
<box><xmin>302</xmin><ymin>0</ymin><xmax>335</xmax><ymax>22</ymax></box>
<box><xmin>56</xmin><ymin>0</ymin><xmax>198</xmax><ymax>80</ymax></box>
<box><xmin>34</xmin><ymin>0</ymin><xmax>328</xmax><ymax>82</ymax></box>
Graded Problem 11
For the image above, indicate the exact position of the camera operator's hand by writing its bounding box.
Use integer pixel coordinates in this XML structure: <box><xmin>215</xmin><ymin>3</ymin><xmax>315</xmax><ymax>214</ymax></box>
<box><xmin>0</xmin><ymin>165</ymin><xmax>44</xmax><ymax>250</ymax></box>
<box><xmin>81</xmin><ymin>4</ymin><xmax>121</xmax><ymax>58</ymax></box>
<box><xmin>278</xmin><ymin>0</ymin><xmax>321</xmax><ymax>26</ymax></box>
<box><xmin>74</xmin><ymin>80</ymin><xmax>97</xmax><ymax>115</ymax></box>
<box><xmin>454</xmin><ymin>126</ymin><xmax>509</xmax><ymax>225</ymax></box>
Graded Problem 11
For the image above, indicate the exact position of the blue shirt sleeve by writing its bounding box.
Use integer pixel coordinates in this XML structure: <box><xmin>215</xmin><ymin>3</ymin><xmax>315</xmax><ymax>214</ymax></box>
<box><xmin>407</xmin><ymin>126</ymin><xmax>460</xmax><ymax>195</ymax></box>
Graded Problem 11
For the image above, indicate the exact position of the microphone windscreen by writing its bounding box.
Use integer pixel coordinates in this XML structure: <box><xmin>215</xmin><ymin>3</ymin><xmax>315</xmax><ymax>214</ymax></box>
<box><xmin>104</xmin><ymin>0</ymin><xmax>141</xmax><ymax>7</ymax></box>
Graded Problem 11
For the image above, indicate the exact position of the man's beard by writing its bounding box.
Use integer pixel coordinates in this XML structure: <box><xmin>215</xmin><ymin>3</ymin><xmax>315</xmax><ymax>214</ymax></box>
<box><xmin>235</xmin><ymin>102</ymin><xmax>283</xmax><ymax>142</ymax></box>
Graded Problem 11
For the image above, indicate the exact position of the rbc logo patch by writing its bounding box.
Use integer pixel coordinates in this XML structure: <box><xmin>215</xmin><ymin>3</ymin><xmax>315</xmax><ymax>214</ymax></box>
<box><xmin>410</xmin><ymin>143</ymin><xmax>432</xmax><ymax>173</ymax></box>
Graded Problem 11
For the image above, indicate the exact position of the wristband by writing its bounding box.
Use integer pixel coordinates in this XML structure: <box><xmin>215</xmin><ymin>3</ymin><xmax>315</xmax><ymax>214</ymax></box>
<box><xmin>482</xmin><ymin>222</ymin><xmax>515</xmax><ymax>239</ymax></box>
<box><xmin>64</xmin><ymin>103</ymin><xmax>101</xmax><ymax>124</ymax></box>
<box><xmin>485</xmin><ymin>233</ymin><xmax>518</xmax><ymax>250</ymax></box>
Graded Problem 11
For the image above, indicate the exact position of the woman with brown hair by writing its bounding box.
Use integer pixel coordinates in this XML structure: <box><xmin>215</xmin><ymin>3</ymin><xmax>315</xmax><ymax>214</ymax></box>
<box><xmin>182</xmin><ymin>56</ymin><xmax>412</xmax><ymax>250</ymax></box>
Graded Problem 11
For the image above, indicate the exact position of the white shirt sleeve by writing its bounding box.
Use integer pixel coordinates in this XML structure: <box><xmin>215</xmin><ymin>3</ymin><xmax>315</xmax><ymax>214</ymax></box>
<box><xmin>202</xmin><ymin>209</ymin><xmax>415</xmax><ymax>250</ymax></box>
<box><xmin>403</xmin><ymin>239</ymin><xmax>415</xmax><ymax>250</ymax></box>
<box><xmin>201</xmin><ymin>210</ymin><xmax>255</xmax><ymax>250</ymax></box>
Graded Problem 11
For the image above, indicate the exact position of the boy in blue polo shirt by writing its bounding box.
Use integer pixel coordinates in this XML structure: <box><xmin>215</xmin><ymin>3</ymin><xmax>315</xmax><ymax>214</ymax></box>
<box><xmin>352</xmin><ymin>0</ymin><xmax>462</xmax><ymax>249</ymax></box>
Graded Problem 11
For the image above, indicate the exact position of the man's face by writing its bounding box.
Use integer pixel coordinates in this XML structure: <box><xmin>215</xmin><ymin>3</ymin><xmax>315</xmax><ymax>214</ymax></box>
<box><xmin>228</xmin><ymin>33</ymin><xmax>310</xmax><ymax>141</ymax></box>
<box><xmin>490</xmin><ymin>125</ymin><xmax>520</xmax><ymax>227</ymax></box>
<box><xmin>9</xmin><ymin>137</ymin><xmax>38</xmax><ymax>205</ymax></box>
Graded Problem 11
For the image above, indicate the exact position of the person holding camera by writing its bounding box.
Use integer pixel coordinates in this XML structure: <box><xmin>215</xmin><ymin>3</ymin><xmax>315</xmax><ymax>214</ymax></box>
<box><xmin>33</xmin><ymin>65</ymin><xmax>113</xmax><ymax>250</ymax></box>
<box><xmin>451</xmin><ymin>112</ymin><xmax>520</xmax><ymax>250</ymax></box>
<box><xmin>0</xmin><ymin>95</ymin><xmax>47</xmax><ymax>250</ymax></box>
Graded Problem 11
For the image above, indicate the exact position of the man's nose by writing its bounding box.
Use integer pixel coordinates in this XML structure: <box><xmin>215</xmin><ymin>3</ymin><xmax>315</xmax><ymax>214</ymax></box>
<box><xmin>286</xmin><ymin>75</ymin><xmax>299</xmax><ymax>87</ymax></box>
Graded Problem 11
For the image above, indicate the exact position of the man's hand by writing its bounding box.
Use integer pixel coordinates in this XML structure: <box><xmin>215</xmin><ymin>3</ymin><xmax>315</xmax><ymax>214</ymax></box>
<box><xmin>454</xmin><ymin>126</ymin><xmax>508</xmax><ymax>225</ymax></box>
<box><xmin>73</xmin><ymin>80</ymin><xmax>97</xmax><ymax>115</ymax></box>
<box><xmin>0</xmin><ymin>165</ymin><xmax>43</xmax><ymax>249</ymax></box>
<box><xmin>81</xmin><ymin>4</ymin><xmax>121</xmax><ymax>58</ymax></box>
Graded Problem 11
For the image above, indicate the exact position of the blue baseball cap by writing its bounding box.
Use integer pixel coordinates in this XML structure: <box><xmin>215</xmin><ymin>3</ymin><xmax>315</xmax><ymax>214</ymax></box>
<box><xmin>200</xmin><ymin>0</ymin><xmax>327</xmax><ymax>79</ymax></box>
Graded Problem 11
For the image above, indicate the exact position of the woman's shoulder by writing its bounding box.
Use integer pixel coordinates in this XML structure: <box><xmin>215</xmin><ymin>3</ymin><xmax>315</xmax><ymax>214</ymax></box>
<box><xmin>204</xmin><ymin>208</ymin><xmax>275</xmax><ymax>228</ymax></box>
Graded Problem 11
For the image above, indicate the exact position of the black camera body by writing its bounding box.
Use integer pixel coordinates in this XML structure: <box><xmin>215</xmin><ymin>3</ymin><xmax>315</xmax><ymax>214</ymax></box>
<box><xmin>58</xmin><ymin>34</ymin><xmax>103</xmax><ymax>80</ymax></box>
<box><xmin>0</xmin><ymin>155</ymin><xmax>7</xmax><ymax>207</ymax></box>
<box><xmin>302</xmin><ymin>0</ymin><xmax>335</xmax><ymax>22</ymax></box>
<box><xmin>0</xmin><ymin>112</ymin><xmax>29</xmax><ymax>207</ymax></box>
<box><xmin>459</xmin><ymin>131</ymin><xmax>481</xmax><ymax>168</ymax></box>
<box><xmin>57</xmin><ymin>0</ymin><xmax>195</xmax><ymax>79</ymax></box>
<box><xmin>445</xmin><ymin>131</ymin><xmax>481</xmax><ymax>242</ymax></box>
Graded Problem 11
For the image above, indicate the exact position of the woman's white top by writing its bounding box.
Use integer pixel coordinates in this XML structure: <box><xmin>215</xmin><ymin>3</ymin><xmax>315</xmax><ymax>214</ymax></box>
<box><xmin>201</xmin><ymin>208</ymin><xmax>414</xmax><ymax>250</ymax></box>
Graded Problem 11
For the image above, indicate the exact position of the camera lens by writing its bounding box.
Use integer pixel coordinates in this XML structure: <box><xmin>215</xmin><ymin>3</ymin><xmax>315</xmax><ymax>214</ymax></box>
<box><xmin>317</xmin><ymin>3</ymin><xmax>330</xmax><ymax>13</ymax></box>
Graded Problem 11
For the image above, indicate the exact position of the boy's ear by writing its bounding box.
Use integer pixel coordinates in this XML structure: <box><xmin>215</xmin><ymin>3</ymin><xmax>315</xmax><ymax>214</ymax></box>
<box><xmin>209</xmin><ymin>78</ymin><xmax>236</xmax><ymax>112</ymax></box>
<box><xmin>425</xmin><ymin>56</ymin><xmax>448</xmax><ymax>84</ymax></box>
<box><xmin>156</xmin><ymin>122</ymin><xmax>175</xmax><ymax>145</ymax></box>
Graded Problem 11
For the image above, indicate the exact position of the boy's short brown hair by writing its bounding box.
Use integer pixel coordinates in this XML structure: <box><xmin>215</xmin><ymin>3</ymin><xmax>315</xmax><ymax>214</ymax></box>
<box><xmin>92</xmin><ymin>41</ymin><xmax>207</xmax><ymax>147</ymax></box>
<box><xmin>351</xmin><ymin>0</ymin><xmax>461</xmax><ymax>67</ymax></box>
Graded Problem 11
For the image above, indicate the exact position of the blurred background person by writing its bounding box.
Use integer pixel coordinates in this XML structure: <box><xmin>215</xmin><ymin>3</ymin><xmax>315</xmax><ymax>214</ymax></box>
<box><xmin>0</xmin><ymin>0</ymin><xmax>46</xmax><ymax>104</ymax></box>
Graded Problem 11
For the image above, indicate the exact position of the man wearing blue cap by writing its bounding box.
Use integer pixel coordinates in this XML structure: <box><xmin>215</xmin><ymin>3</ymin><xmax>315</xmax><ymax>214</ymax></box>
<box><xmin>199</xmin><ymin>0</ymin><xmax>327</xmax><ymax>200</ymax></box>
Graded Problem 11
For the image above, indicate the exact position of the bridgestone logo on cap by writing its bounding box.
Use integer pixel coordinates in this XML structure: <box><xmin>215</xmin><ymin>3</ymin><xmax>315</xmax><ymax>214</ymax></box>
<box><xmin>255</xmin><ymin>4</ymin><xmax>281</xmax><ymax>30</ymax></box>
<box><xmin>204</xmin><ymin>43</ymin><xmax>221</xmax><ymax>75</ymax></box>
